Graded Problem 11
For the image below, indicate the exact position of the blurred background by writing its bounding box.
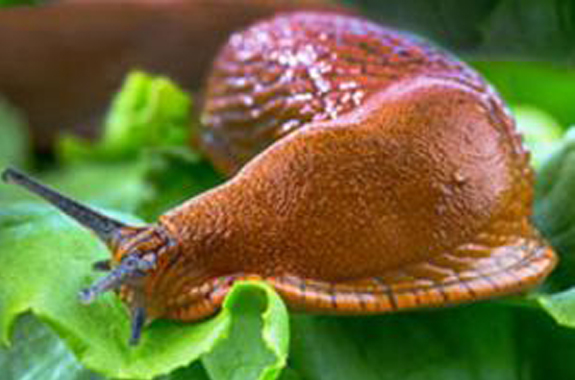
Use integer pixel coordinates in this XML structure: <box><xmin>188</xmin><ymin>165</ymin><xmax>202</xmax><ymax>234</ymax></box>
<box><xmin>0</xmin><ymin>0</ymin><xmax>574</xmax><ymax>154</ymax></box>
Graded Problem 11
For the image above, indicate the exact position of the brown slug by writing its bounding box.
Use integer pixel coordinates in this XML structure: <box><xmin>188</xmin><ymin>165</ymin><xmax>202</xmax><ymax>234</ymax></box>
<box><xmin>2</xmin><ymin>11</ymin><xmax>557</xmax><ymax>345</ymax></box>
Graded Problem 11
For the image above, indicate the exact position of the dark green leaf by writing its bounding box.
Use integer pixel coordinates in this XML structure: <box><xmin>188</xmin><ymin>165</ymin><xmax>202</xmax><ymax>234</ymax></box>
<box><xmin>289</xmin><ymin>305</ymin><xmax>520</xmax><ymax>380</ymax></box>
<box><xmin>159</xmin><ymin>361</ymin><xmax>211</xmax><ymax>380</ymax></box>
<box><xmin>346</xmin><ymin>1</ymin><xmax>575</xmax><ymax>63</ymax></box>
<box><xmin>516</xmin><ymin>310</ymin><xmax>575</xmax><ymax>380</ymax></box>
<box><xmin>137</xmin><ymin>148</ymin><xmax>222</xmax><ymax>220</ymax></box>
<box><xmin>533</xmin><ymin>128</ymin><xmax>575</xmax><ymax>289</ymax></box>
<box><xmin>474</xmin><ymin>62</ymin><xmax>575</xmax><ymax>128</ymax></box>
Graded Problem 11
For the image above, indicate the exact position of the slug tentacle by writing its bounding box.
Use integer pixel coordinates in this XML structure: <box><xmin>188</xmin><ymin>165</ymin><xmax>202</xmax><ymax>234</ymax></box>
<box><xmin>79</xmin><ymin>253</ymin><xmax>156</xmax><ymax>304</ymax></box>
<box><xmin>1</xmin><ymin>167</ymin><xmax>128</xmax><ymax>246</ymax></box>
<box><xmin>130</xmin><ymin>306</ymin><xmax>147</xmax><ymax>346</ymax></box>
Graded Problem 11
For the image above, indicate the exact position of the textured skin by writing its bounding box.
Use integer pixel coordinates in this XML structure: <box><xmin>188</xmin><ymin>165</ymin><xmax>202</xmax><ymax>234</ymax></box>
<box><xmin>118</xmin><ymin>12</ymin><xmax>556</xmax><ymax>321</ymax></box>
<box><xmin>201</xmin><ymin>12</ymin><xmax>490</xmax><ymax>174</ymax></box>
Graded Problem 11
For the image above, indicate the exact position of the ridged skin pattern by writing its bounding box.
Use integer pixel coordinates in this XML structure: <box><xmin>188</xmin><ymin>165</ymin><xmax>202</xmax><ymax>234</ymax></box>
<box><xmin>119</xmin><ymin>12</ymin><xmax>557</xmax><ymax>321</ymax></box>
<box><xmin>202</xmin><ymin>12</ymin><xmax>491</xmax><ymax>174</ymax></box>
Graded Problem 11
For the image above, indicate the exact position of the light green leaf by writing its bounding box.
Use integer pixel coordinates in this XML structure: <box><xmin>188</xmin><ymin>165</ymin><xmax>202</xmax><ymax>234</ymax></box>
<box><xmin>202</xmin><ymin>282</ymin><xmax>290</xmax><ymax>380</ymax></box>
<box><xmin>513</xmin><ymin>105</ymin><xmax>564</xmax><ymax>169</ymax></box>
<box><xmin>0</xmin><ymin>314</ymin><xmax>102</xmax><ymax>380</ymax></box>
<box><xmin>537</xmin><ymin>289</ymin><xmax>575</xmax><ymax>329</ymax></box>
<box><xmin>59</xmin><ymin>71</ymin><xmax>193</xmax><ymax>162</ymax></box>
<box><xmin>0</xmin><ymin>203</ymin><xmax>227</xmax><ymax>379</ymax></box>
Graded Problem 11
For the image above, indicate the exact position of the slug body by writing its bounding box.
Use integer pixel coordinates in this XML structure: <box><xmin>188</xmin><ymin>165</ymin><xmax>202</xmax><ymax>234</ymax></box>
<box><xmin>3</xmin><ymin>12</ymin><xmax>556</xmax><ymax>344</ymax></box>
<box><xmin>159</xmin><ymin>12</ymin><xmax>556</xmax><ymax>318</ymax></box>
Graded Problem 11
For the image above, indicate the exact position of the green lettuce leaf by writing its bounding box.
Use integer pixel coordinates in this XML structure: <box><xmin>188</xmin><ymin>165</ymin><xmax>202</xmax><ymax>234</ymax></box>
<box><xmin>0</xmin><ymin>203</ymin><xmax>289</xmax><ymax>379</ymax></box>
<box><xmin>202</xmin><ymin>282</ymin><xmax>289</xmax><ymax>380</ymax></box>
<box><xmin>534</xmin><ymin>128</ymin><xmax>575</xmax><ymax>290</ymax></box>
<box><xmin>53</xmin><ymin>69</ymin><xmax>223</xmax><ymax>221</ymax></box>
<box><xmin>513</xmin><ymin>105</ymin><xmax>564</xmax><ymax>169</ymax></box>
<box><xmin>0</xmin><ymin>314</ymin><xmax>102</xmax><ymax>380</ymax></box>
<box><xmin>59</xmin><ymin>71</ymin><xmax>192</xmax><ymax>162</ymax></box>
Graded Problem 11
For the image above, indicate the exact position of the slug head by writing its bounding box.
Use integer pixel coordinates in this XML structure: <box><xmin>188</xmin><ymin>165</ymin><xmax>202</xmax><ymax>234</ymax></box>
<box><xmin>2</xmin><ymin>168</ymin><xmax>173</xmax><ymax>345</ymax></box>
<box><xmin>80</xmin><ymin>225</ymin><xmax>175</xmax><ymax>345</ymax></box>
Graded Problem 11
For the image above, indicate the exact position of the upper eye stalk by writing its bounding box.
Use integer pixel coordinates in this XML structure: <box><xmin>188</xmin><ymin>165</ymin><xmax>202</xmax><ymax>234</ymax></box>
<box><xmin>2</xmin><ymin>167</ymin><xmax>128</xmax><ymax>244</ymax></box>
